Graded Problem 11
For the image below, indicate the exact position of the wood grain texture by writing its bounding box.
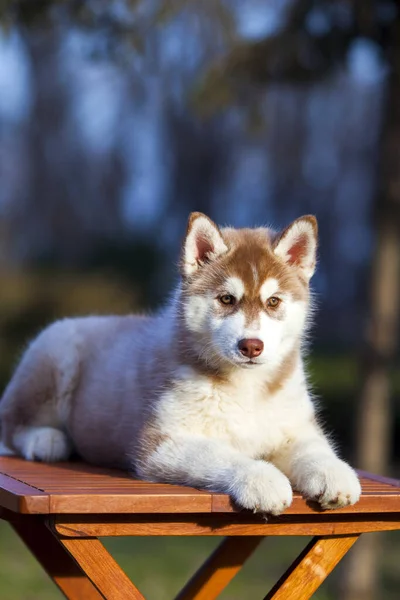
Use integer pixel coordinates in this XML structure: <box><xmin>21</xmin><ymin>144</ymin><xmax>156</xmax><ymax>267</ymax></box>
<box><xmin>356</xmin><ymin>469</ymin><xmax>400</xmax><ymax>487</ymax></box>
<box><xmin>0</xmin><ymin>472</ymin><xmax>48</xmax><ymax>514</ymax></box>
<box><xmin>52</xmin><ymin>513</ymin><xmax>400</xmax><ymax>538</ymax></box>
<box><xmin>175</xmin><ymin>536</ymin><xmax>263</xmax><ymax>600</ymax></box>
<box><xmin>263</xmin><ymin>535</ymin><xmax>359</xmax><ymax>600</ymax></box>
<box><xmin>57</xmin><ymin>536</ymin><xmax>145</xmax><ymax>599</ymax></box>
<box><xmin>211</xmin><ymin>487</ymin><xmax>400</xmax><ymax>514</ymax></box>
<box><xmin>10</xmin><ymin>516</ymin><xmax>102</xmax><ymax>600</ymax></box>
<box><xmin>48</xmin><ymin>492</ymin><xmax>211</xmax><ymax>514</ymax></box>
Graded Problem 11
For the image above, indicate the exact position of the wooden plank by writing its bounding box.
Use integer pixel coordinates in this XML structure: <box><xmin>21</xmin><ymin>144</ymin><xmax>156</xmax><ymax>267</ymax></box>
<box><xmin>0</xmin><ymin>473</ymin><xmax>49</xmax><ymax>514</ymax></box>
<box><xmin>175</xmin><ymin>537</ymin><xmax>263</xmax><ymax>600</ymax></box>
<box><xmin>357</xmin><ymin>469</ymin><xmax>400</xmax><ymax>487</ymax></box>
<box><xmin>58</xmin><ymin>536</ymin><xmax>146</xmax><ymax>600</ymax></box>
<box><xmin>25</xmin><ymin>488</ymin><xmax>400</xmax><ymax>516</ymax></box>
<box><xmin>211</xmin><ymin>491</ymin><xmax>400</xmax><ymax>514</ymax></box>
<box><xmin>49</xmin><ymin>492</ymin><xmax>212</xmax><ymax>514</ymax></box>
<box><xmin>263</xmin><ymin>535</ymin><xmax>359</xmax><ymax>600</ymax></box>
<box><xmin>53</xmin><ymin>513</ymin><xmax>400</xmax><ymax>538</ymax></box>
<box><xmin>10</xmin><ymin>516</ymin><xmax>102</xmax><ymax>600</ymax></box>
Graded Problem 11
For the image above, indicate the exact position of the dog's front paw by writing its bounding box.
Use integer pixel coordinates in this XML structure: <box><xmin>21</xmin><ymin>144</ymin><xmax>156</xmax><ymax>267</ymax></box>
<box><xmin>297</xmin><ymin>458</ymin><xmax>361</xmax><ymax>510</ymax></box>
<box><xmin>231</xmin><ymin>462</ymin><xmax>293</xmax><ymax>516</ymax></box>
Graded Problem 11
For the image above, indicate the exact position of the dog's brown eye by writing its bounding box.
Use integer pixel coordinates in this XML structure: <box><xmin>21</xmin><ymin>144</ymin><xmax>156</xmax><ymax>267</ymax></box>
<box><xmin>219</xmin><ymin>294</ymin><xmax>236</xmax><ymax>305</ymax></box>
<box><xmin>267</xmin><ymin>296</ymin><xmax>281</xmax><ymax>308</ymax></box>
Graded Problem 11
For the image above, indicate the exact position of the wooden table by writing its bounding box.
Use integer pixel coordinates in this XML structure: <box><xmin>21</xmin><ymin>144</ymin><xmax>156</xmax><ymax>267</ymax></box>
<box><xmin>0</xmin><ymin>456</ymin><xmax>399</xmax><ymax>599</ymax></box>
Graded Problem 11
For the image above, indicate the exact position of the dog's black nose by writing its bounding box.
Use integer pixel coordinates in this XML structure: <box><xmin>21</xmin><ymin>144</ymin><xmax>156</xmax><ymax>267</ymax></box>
<box><xmin>238</xmin><ymin>338</ymin><xmax>264</xmax><ymax>359</ymax></box>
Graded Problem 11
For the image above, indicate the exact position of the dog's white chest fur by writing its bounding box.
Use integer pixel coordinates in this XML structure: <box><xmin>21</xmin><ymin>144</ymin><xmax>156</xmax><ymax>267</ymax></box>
<box><xmin>156</xmin><ymin>366</ymin><xmax>310</xmax><ymax>459</ymax></box>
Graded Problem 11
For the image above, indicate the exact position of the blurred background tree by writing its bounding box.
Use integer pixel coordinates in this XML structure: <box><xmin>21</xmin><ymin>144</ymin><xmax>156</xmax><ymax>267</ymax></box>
<box><xmin>0</xmin><ymin>1</ymin><xmax>399</xmax><ymax>598</ymax></box>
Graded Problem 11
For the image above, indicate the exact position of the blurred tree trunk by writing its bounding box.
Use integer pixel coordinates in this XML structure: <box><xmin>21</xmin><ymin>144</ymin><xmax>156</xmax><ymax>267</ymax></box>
<box><xmin>342</xmin><ymin>10</ymin><xmax>400</xmax><ymax>600</ymax></box>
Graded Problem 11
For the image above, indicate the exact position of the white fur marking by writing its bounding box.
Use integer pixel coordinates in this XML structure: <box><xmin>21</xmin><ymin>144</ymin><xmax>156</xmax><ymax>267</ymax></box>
<box><xmin>13</xmin><ymin>427</ymin><xmax>72</xmax><ymax>462</ymax></box>
<box><xmin>260</xmin><ymin>278</ymin><xmax>279</xmax><ymax>304</ymax></box>
<box><xmin>224</xmin><ymin>277</ymin><xmax>245</xmax><ymax>301</ymax></box>
<box><xmin>184</xmin><ymin>295</ymin><xmax>210</xmax><ymax>333</ymax></box>
<box><xmin>211</xmin><ymin>310</ymin><xmax>246</xmax><ymax>361</ymax></box>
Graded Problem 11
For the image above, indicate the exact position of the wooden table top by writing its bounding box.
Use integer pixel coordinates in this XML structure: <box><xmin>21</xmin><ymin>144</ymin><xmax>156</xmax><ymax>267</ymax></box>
<box><xmin>0</xmin><ymin>456</ymin><xmax>399</xmax><ymax>516</ymax></box>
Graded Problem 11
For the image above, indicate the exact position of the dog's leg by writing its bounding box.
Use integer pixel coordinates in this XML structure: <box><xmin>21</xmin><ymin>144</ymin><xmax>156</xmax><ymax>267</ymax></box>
<box><xmin>12</xmin><ymin>426</ymin><xmax>72</xmax><ymax>462</ymax></box>
<box><xmin>138</xmin><ymin>436</ymin><xmax>293</xmax><ymax>515</ymax></box>
<box><xmin>272</xmin><ymin>423</ymin><xmax>361</xmax><ymax>509</ymax></box>
<box><xmin>0</xmin><ymin>323</ymin><xmax>78</xmax><ymax>463</ymax></box>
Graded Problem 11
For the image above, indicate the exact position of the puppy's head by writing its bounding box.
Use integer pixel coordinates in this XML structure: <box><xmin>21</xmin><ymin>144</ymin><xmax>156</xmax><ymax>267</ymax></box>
<box><xmin>180</xmin><ymin>212</ymin><xmax>317</xmax><ymax>372</ymax></box>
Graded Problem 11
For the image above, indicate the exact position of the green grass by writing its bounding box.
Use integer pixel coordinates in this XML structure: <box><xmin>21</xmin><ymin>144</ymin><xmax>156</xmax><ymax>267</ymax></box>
<box><xmin>0</xmin><ymin>521</ymin><xmax>57</xmax><ymax>600</ymax></box>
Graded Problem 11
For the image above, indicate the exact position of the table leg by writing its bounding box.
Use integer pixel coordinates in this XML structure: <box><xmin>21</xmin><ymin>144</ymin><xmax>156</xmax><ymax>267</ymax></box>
<box><xmin>175</xmin><ymin>536</ymin><xmax>263</xmax><ymax>600</ymax></box>
<box><xmin>264</xmin><ymin>534</ymin><xmax>360</xmax><ymax>600</ymax></box>
<box><xmin>57</xmin><ymin>536</ymin><xmax>146</xmax><ymax>600</ymax></box>
<box><xmin>10</xmin><ymin>516</ymin><xmax>103</xmax><ymax>600</ymax></box>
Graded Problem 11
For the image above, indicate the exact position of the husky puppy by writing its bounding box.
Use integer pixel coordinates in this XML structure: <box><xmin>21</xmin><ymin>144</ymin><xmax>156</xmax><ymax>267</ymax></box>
<box><xmin>0</xmin><ymin>213</ymin><xmax>361</xmax><ymax>515</ymax></box>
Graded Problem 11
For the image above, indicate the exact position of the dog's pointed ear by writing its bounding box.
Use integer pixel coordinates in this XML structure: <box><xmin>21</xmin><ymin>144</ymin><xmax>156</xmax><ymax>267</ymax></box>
<box><xmin>273</xmin><ymin>215</ymin><xmax>318</xmax><ymax>280</ymax></box>
<box><xmin>182</xmin><ymin>212</ymin><xmax>228</xmax><ymax>276</ymax></box>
